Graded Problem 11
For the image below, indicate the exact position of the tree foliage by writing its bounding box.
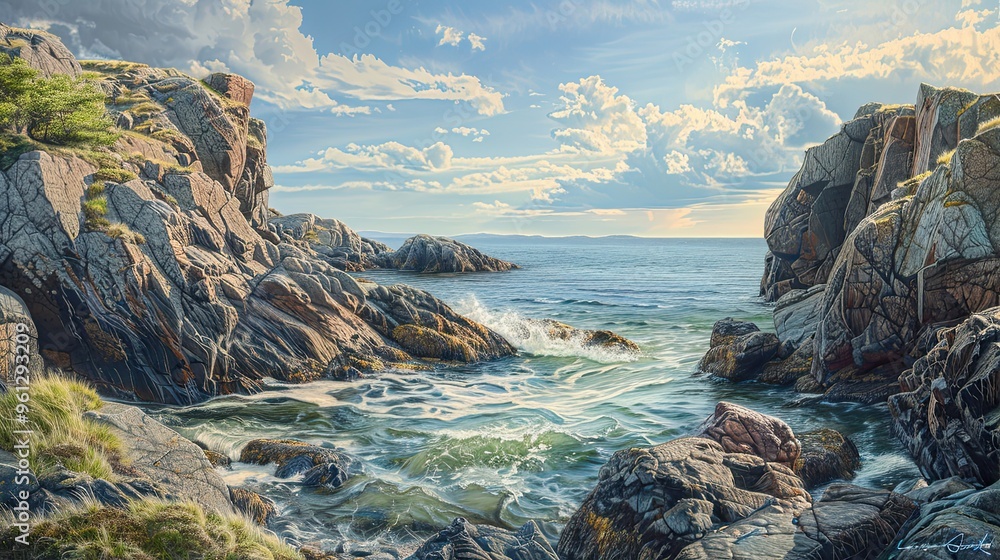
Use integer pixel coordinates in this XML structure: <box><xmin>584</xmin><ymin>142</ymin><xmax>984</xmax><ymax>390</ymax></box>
<box><xmin>0</xmin><ymin>55</ymin><xmax>117</xmax><ymax>146</ymax></box>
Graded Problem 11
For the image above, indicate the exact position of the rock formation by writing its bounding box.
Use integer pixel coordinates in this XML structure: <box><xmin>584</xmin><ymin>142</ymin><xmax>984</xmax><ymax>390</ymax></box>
<box><xmin>0</xmin><ymin>32</ymin><xmax>521</xmax><ymax>405</ymax></box>
<box><xmin>557</xmin><ymin>404</ymin><xmax>868</xmax><ymax>560</ymax></box>
<box><xmin>375</xmin><ymin>234</ymin><xmax>519</xmax><ymax>273</ymax></box>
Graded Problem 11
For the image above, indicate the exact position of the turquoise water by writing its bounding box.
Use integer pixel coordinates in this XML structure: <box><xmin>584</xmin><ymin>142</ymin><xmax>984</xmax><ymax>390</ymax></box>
<box><xmin>143</xmin><ymin>237</ymin><xmax>919</xmax><ymax>548</ymax></box>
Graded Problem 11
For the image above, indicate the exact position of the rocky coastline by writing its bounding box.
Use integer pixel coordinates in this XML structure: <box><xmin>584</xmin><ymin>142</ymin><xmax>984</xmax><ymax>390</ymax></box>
<box><xmin>3</xmin><ymin>24</ymin><xmax>1000</xmax><ymax>560</ymax></box>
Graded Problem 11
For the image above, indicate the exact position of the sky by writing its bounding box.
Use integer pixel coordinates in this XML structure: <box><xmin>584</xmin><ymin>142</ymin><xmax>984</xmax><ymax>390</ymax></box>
<box><xmin>4</xmin><ymin>0</ymin><xmax>1000</xmax><ymax>237</ymax></box>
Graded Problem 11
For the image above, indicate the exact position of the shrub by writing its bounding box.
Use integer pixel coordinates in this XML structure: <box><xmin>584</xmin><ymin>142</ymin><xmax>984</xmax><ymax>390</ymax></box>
<box><xmin>0</xmin><ymin>372</ymin><xmax>124</xmax><ymax>479</ymax></box>
<box><xmin>86</xmin><ymin>181</ymin><xmax>105</xmax><ymax>198</ymax></box>
<box><xmin>0</xmin><ymin>130</ymin><xmax>34</xmax><ymax>169</ymax></box>
<box><xmin>0</xmin><ymin>498</ymin><xmax>303</xmax><ymax>560</ymax></box>
<box><xmin>0</xmin><ymin>54</ymin><xmax>118</xmax><ymax>147</ymax></box>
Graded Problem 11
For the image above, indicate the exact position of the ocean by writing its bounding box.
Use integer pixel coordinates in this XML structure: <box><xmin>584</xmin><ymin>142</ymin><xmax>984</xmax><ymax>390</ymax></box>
<box><xmin>141</xmin><ymin>237</ymin><xmax>920</xmax><ymax>548</ymax></box>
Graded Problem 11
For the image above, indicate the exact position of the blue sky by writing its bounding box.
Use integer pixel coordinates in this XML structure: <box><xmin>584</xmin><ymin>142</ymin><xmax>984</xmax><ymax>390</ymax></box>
<box><xmin>8</xmin><ymin>0</ymin><xmax>1000</xmax><ymax>236</ymax></box>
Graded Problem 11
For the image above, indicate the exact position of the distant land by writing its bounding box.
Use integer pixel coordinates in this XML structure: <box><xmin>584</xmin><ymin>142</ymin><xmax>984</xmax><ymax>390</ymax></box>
<box><xmin>359</xmin><ymin>231</ymin><xmax>763</xmax><ymax>248</ymax></box>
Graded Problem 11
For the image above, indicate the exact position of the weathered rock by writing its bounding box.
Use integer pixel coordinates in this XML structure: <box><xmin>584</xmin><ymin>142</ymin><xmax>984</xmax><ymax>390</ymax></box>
<box><xmin>407</xmin><ymin>517</ymin><xmax>558</xmax><ymax>560</ymax></box>
<box><xmin>84</xmin><ymin>403</ymin><xmax>233</xmax><ymax>513</ymax></box>
<box><xmin>0</xmin><ymin>24</ymin><xmax>81</xmax><ymax>77</ymax></box>
<box><xmin>760</xmin><ymin>336</ymin><xmax>814</xmax><ymax>385</ymax></box>
<box><xmin>773</xmin><ymin>285</ymin><xmax>825</xmax><ymax>355</ymax></box>
<box><xmin>376</xmin><ymin>234</ymin><xmax>519</xmax><ymax>273</ymax></box>
<box><xmin>676</xmin><ymin>485</ymin><xmax>915</xmax><ymax>560</ymax></box>
<box><xmin>892</xmin><ymin>480</ymin><xmax>1000</xmax><ymax>559</ymax></box>
<box><xmin>363</xmin><ymin>283</ymin><xmax>516</xmax><ymax>362</ymax></box>
<box><xmin>890</xmin><ymin>307</ymin><xmax>1000</xmax><ymax>485</ymax></box>
<box><xmin>229</xmin><ymin>486</ymin><xmax>276</xmax><ymax>525</ymax></box>
<box><xmin>205</xmin><ymin>72</ymin><xmax>255</xmax><ymax>105</ymax></box>
<box><xmin>810</xmin><ymin>89</ymin><xmax>1000</xmax><ymax>397</ymax></box>
<box><xmin>521</xmin><ymin>318</ymin><xmax>640</xmax><ymax>353</ymax></box>
<box><xmin>699</xmin><ymin>319</ymin><xmax>779</xmax><ymax>381</ymax></box>
<box><xmin>901</xmin><ymin>476</ymin><xmax>976</xmax><ymax>504</ymax></box>
<box><xmin>0</xmin><ymin>285</ymin><xmax>39</xmax><ymax>387</ymax></box>
<box><xmin>239</xmin><ymin>438</ymin><xmax>359</xmax><ymax>487</ymax></box>
<box><xmin>556</xmin><ymin>436</ymin><xmax>810</xmax><ymax>560</ymax></box>
<box><xmin>269</xmin><ymin>213</ymin><xmax>391</xmax><ymax>271</ymax></box>
<box><xmin>792</xmin><ymin>428</ymin><xmax>861</xmax><ymax>489</ymax></box>
<box><xmin>697</xmin><ymin>401</ymin><xmax>801</xmax><ymax>466</ymax></box>
<box><xmin>761</xmin><ymin>107</ymin><xmax>913</xmax><ymax>301</ymax></box>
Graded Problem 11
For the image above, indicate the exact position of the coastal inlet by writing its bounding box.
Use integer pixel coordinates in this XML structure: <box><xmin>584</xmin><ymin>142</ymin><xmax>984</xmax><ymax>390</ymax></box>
<box><xmin>145</xmin><ymin>237</ymin><xmax>920</xmax><ymax>549</ymax></box>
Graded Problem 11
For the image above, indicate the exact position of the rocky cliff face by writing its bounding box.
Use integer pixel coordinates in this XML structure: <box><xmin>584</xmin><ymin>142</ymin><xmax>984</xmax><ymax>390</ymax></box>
<box><xmin>0</xmin><ymin>30</ymin><xmax>516</xmax><ymax>404</ymax></box>
<box><xmin>756</xmin><ymin>84</ymin><xmax>1000</xmax><ymax>402</ymax></box>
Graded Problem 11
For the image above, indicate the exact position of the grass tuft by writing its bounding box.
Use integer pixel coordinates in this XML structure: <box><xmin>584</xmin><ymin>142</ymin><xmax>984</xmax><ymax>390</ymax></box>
<box><xmin>106</xmin><ymin>223</ymin><xmax>146</xmax><ymax>245</ymax></box>
<box><xmin>0</xmin><ymin>372</ymin><xmax>124</xmax><ymax>480</ymax></box>
<box><xmin>936</xmin><ymin>148</ymin><xmax>956</xmax><ymax>166</ymax></box>
<box><xmin>94</xmin><ymin>166</ymin><xmax>137</xmax><ymax>183</ymax></box>
<box><xmin>0</xmin><ymin>498</ymin><xmax>303</xmax><ymax>560</ymax></box>
<box><xmin>978</xmin><ymin>115</ymin><xmax>1000</xmax><ymax>135</ymax></box>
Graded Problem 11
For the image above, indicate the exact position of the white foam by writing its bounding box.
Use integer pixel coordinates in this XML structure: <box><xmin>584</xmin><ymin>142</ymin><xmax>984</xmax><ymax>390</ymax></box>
<box><xmin>456</xmin><ymin>295</ymin><xmax>641</xmax><ymax>364</ymax></box>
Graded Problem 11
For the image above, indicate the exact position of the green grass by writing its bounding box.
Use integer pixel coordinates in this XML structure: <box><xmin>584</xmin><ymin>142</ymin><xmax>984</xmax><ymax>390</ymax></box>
<box><xmin>79</xmin><ymin>59</ymin><xmax>150</xmax><ymax>75</ymax></box>
<box><xmin>0</xmin><ymin>498</ymin><xmax>303</xmax><ymax>560</ymax></box>
<box><xmin>0</xmin><ymin>131</ymin><xmax>35</xmax><ymax>169</ymax></box>
<box><xmin>126</xmin><ymin>101</ymin><xmax>162</xmax><ymax>118</ymax></box>
<box><xmin>83</xmin><ymin>196</ymin><xmax>109</xmax><ymax>231</ymax></box>
<box><xmin>106</xmin><ymin>223</ymin><xmax>146</xmax><ymax>245</ymax></box>
<box><xmin>0</xmin><ymin>372</ymin><xmax>124</xmax><ymax>480</ymax></box>
<box><xmin>94</xmin><ymin>167</ymin><xmax>137</xmax><ymax>183</ymax></box>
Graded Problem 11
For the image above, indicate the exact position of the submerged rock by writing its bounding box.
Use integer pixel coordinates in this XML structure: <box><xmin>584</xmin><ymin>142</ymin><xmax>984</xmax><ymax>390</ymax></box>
<box><xmin>524</xmin><ymin>318</ymin><xmax>640</xmax><ymax>353</ymax></box>
<box><xmin>407</xmin><ymin>517</ymin><xmax>557</xmax><ymax>560</ymax></box>
<box><xmin>375</xmin><ymin>234</ymin><xmax>519</xmax><ymax>273</ymax></box>
<box><xmin>240</xmin><ymin>438</ymin><xmax>359</xmax><ymax>489</ymax></box>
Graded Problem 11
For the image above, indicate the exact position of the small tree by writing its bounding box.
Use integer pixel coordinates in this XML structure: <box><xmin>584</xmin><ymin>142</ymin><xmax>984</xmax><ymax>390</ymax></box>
<box><xmin>0</xmin><ymin>54</ymin><xmax>118</xmax><ymax>147</ymax></box>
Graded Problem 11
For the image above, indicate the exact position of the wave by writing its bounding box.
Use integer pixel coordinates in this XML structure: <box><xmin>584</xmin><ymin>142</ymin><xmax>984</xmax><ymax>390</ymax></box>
<box><xmin>457</xmin><ymin>296</ymin><xmax>641</xmax><ymax>364</ymax></box>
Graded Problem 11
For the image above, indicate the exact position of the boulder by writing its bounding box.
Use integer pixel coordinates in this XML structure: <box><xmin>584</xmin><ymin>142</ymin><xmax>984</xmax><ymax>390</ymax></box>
<box><xmin>523</xmin><ymin>318</ymin><xmax>640</xmax><ymax>353</ymax></box>
<box><xmin>268</xmin><ymin>213</ymin><xmax>391</xmax><ymax>271</ymax></box>
<box><xmin>556</xmin><ymin>436</ymin><xmax>811</xmax><ymax>560</ymax></box>
<box><xmin>889</xmin><ymin>307</ymin><xmax>1000</xmax><ymax>485</ymax></box>
<box><xmin>792</xmin><ymin>428</ymin><xmax>861</xmax><ymax>489</ymax></box>
<box><xmin>699</xmin><ymin>319</ymin><xmax>779</xmax><ymax>381</ymax></box>
<box><xmin>675</xmin><ymin>485</ymin><xmax>916</xmax><ymax>560</ymax></box>
<box><xmin>0</xmin><ymin>24</ymin><xmax>82</xmax><ymax>77</ymax></box>
<box><xmin>205</xmin><ymin>72</ymin><xmax>255</xmax><ymax>105</ymax></box>
<box><xmin>696</xmin><ymin>401</ymin><xmax>801</xmax><ymax>466</ymax></box>
<box><xmin>0</xmin><ymin>285</ymin><xmax>40</xmax><ymax>386</ymax></box>
<box><xmin>84</xmin><ymin>403</ymin><xmax>233</xmax><ymax>513</ymax></box>
<box><xmin>376</xmin><ymin>234</ymin><xmax>519</xmax><ymax>273</ymax></box>
<box><xmin>760</xmin><ymin>336</ymin><xmax>814</xmax><ymax>385</ymax></box>
<box><xmin>407</xmin><ymin>518</ymin><xmax>558</xmax><ymax>560</ymax></box>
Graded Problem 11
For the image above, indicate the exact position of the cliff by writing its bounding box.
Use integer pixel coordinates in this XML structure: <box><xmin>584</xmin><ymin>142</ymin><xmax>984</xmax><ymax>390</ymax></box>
<box><xmin>0</xmin><ymin>27</ymin><xmax>523</xmax><ymax>405</ymax></box>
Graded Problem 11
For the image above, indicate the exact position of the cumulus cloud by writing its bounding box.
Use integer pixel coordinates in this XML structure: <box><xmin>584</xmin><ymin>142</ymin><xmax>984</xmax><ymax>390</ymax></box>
<box><xmin>549</xmin><ymin>76</ymin><xmax>647</xmax><ymax>155</ymax></box>
<box><xmin>6</xmin><ymin>0</ymin><xmax>504</xmax><ymax>116</ymax></box>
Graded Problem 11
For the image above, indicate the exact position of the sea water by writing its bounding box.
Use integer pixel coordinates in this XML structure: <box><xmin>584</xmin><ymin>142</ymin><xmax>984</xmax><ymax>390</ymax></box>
<box><xmin>142</xmin><ymin>237</ymin><xmax>919</xmax><ymax>548</ymax></box>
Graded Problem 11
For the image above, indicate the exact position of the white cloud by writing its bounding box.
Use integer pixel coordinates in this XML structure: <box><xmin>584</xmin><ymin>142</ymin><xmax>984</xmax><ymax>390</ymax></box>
<box><xmin>468</xmin><ymin>32</ymin><xmax>487</xmax><ymax>51</ymax></box>
<box><xmin>274</xmin><ymin>141</ymin><xmax>454</xmax><ymax>173</ymax></box>
<box><xmin>436</xmin><ymin>24</ymin><xmax>464</xmax><ymax>46</ymax></box>
<box><xmin>14</xmin><ymin>0</ymin><xmax>504</xmax><ymax>116</ymax></box>
<box><xmin>549</xmin><ymin>76</ymin><xmax>647</xmax><ymax>155</ymax></box>
<box><xmin>714</xmin><ymin>18</ymin><xmax>1000</xmax><ymax>106</ymax></box>
<box><xmin>435</xmin><ymin>24</ymin><xmax>487</xmax><ymax>52</ymax></box>
<box><xmin>315</xmin><ymin>54</ymin><xmax>505</xmax><ymax>116</ymax></box>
